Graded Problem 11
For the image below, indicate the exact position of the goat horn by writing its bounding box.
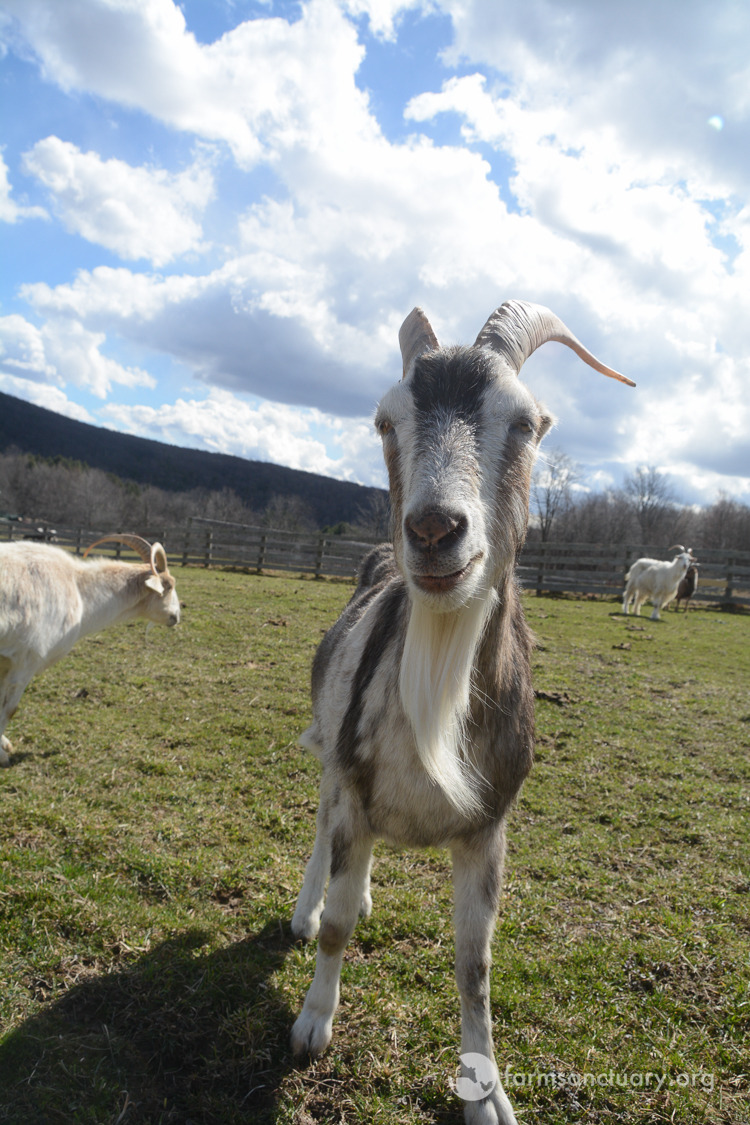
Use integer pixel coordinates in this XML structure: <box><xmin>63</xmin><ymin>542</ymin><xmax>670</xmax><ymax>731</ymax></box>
<box><xmin>475</xmin><ymin>300</ymin><xmax>636</xmax><ymax>387</ymax></box>
<box><xmin>668</xmin><ymin>544</ymin><xmax>686</xmax><ymax>552</ymax></box>
<box><xmin>84</xmin><ymin>534</ymin><xmax>154</xmax><ymax>565</ymax></box>
<box><xmin>150</xmin><ymin>542</ymin><xmax>169</xmax><ymax>575</ymax></box>
<box><xmin>399</xmin><ymin>307</ymin><xmax>439</xmax><ymax>380</ymax></box>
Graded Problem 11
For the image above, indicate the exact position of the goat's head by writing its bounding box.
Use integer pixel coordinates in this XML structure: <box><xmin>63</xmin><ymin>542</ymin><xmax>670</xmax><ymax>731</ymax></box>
<box><xmin>375</xmin><ymin>300</ymin><xmax>634</xmax><ymax>609</ymax></box>
<box><xmin>85</xmin><ymin>534</ymin><xmax>181</xmax><ymax>626</ymax></box>
<box><xmin>669</xmin><ymin>545</ymin><xmax>697</xmax><ymax>574</ymax></box>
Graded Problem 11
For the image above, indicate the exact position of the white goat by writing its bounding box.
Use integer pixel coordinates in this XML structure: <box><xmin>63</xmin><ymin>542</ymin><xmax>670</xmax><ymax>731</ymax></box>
<box><xmin>290</xmin><ymin>300</ymin><xmax>633</xmax><ymax>1125</ymax></box>
<box><xmin>0</xmin><ymin>535</ymin><xmax>180</xmax><ymax>766</ymax></box>
<box><xmin>622</xmin><ymin>545</ymin><xmax>695</xmax><ymax>619</ymax></box>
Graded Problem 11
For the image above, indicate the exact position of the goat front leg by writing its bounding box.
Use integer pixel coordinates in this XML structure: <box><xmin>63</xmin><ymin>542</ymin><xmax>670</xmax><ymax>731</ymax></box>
<box><xmin>291</xmin><ymin>823</ymin><xmax>374</xmax><ymax>1059</ymax></box>
<box><xmin>292</xmin><ymin>770</ymin><xmax>335</xmax><ymax>941</ymax></box>
<box><xmin>452</xmin><ymin>827</ymin><xmax>518</xmax><ymax>1125</ymax></box>
<box><xmin>0</xmin><ymin>661</ymin><xmax>25</xmax><ymax>767</ymax></box>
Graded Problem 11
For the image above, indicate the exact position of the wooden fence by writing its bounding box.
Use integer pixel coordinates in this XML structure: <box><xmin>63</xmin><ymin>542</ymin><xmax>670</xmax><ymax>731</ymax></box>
<box><xmin>2</xmin><ymin>516</ymin><xmax>749</xmax><ymax>608</ymax></box>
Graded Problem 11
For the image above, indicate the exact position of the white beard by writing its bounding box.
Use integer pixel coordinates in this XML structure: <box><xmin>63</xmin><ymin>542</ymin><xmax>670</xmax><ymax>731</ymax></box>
<box><xmin>399</xmin><ymin>586</ymin><xmax>497</xmax><ymax>818</ymax></box>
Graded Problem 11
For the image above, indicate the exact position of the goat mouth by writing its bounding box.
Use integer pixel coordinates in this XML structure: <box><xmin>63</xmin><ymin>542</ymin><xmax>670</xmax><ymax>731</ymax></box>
<box><xmin>414</xmin><ymin>555</ymin><xmax>482</xmax><ymax>594</ymax></box>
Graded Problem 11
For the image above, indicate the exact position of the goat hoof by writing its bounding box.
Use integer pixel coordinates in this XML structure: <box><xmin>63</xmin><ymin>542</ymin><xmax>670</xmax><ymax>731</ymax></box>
<box><xmin>291</xmin><ymin>910</ymin><xmax>321</xmax><ymax>942</ymax></box>
<box><xmin>291</xmin><ymin>1010</ymin><xmax>333</xmax><ymax>1060</ymax></box>
<box><xmin>463</xmin><ymin>1087</ymin><xmax>518</xmax><ymax>1125</ymax></box>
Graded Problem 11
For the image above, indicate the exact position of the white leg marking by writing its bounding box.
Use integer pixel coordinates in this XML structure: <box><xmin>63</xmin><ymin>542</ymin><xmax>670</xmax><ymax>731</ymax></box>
<box><xmin>292</xmin><ymin>829</ymin><xmax>374</xmax><ymax>1059</ymax></box>
<box><xmin>452</xmin><ymin>832</ymin><xmax>518</xmax><ymax>1125</ymax></box>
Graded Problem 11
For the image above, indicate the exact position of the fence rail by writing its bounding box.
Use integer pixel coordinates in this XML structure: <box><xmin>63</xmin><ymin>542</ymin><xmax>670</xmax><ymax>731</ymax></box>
<box><xmin>2</xmin><ymin>517</ymin><xmax>748</xmax><ymax>608</ymax></box>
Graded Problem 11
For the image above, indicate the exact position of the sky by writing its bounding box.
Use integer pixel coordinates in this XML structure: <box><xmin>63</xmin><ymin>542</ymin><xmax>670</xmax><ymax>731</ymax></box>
<box><xmin>0</xmin><ymin>0</ymin><xmax>749</xmax><ymax>506</ymax></box>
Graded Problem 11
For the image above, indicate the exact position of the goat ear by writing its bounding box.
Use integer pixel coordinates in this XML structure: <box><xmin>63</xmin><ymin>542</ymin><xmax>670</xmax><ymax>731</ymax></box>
<box><xmin>145</xmin><ymin>575</ymin><xmax>165</xmax><ymax>595</ymax></box>
<box><xmin>399</xmin><ymin>307</ymin><xmax>439</xmax><ymax>380</ymax></box>
<box><xmin>536</xmin><ymin>411</ymin><xmax>556</xmax><ymax>443</ymax></box>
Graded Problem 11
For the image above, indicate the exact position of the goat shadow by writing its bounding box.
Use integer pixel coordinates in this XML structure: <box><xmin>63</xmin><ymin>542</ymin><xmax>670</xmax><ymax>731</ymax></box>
<box><xmin>0</xmin><ymin>921</ymin><xmax>298</xmax><ymax>1125</ymax></box>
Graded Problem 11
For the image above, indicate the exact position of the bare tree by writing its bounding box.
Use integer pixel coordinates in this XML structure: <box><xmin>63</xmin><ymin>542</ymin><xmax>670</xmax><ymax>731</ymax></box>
<box><xmin>623</xmin><ymin>464</ymin><xmax>679</xmax><ymax>545</ymax></box>
<box><xmin>354</xmin><ymin>490</ymin><xmax>391</xmax><ymax>539</ymax></box>
<box><xmin>531</xmin><ymin>448</ymin><xmax>580</xmax><ymax>541</ymax></box>
<box><xmin>263</xmin><ymin>493</ymin><xmax>316</xmax><ymax>533</ymax></box>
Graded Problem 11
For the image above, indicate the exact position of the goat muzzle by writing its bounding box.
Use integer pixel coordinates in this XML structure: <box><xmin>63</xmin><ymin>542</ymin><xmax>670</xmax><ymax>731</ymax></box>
<box><xmin>405</xmin><ymin>510</ymin><xmax>468</xmax><ymax>553</ymax></box>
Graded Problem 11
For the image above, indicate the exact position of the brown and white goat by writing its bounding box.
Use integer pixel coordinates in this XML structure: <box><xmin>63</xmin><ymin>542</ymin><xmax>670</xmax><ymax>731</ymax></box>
<box><xmin>290</xmin><ymin>300</ymin><xmax>633</xmax><ymax>1124</ymax></box>
<box><xmin>0</xmin><ymin>535</ymin><xmax>179</xmax><ymax>765</ymax></box>
<box><xmin>674</xmin><ymin>563</ymin><xmax>699</xmax><ymax>610</ymax></box>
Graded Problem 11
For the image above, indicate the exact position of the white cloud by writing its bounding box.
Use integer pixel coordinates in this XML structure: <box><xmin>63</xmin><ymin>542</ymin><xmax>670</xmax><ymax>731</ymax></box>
<box><xmin>0</xmin><ymin>372</ymin><xmax>95</xmax><ymax>423</ymax></box>
<box><xmin>1</xmin><ymin>0</ymin><xmax>375</xmax><ymax>168</ymax></box>
<box><xmin>0</xmin><ymin>150</ymin><xmax>47</xmax><ymax>223</ymax></box>
<box><xmin>1</xmin><ymin>0</ymin><xmax>749</xmax><ymax>502</ymax></box>
<box><xmin>22</xmin><ymin>137</ymin><xmax>214</xmax><ymax>265</ymax></box>
<box><xmin>100</xmin><ymin>389</ymin><xmax>385</xmax><ymax>485</ymax></box>
<box><xmin>0</xmin><ymin>313</ymin><xmax>156</xmax><ymax>397</ymax></box>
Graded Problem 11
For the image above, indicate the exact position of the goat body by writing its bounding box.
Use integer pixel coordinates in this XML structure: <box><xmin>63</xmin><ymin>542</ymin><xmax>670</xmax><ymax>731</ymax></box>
<box><xmin>622</xmin><ymin>546</ymin><xmax>695</xmax><ymax>619</ymax></box>
<box><xmin>0</xmin><ymin>537</ymin><xmax>179</xmax><ymax>765</ymax></box>
<box><xmin>674</xmin><ymin>564</ymin><xmax>699</xmax><ymax>610</ymax></box>
<box><xmin>290</xmin><ymin>300</ymin><xmax>633</xmax><ymax>1124</ymax></box>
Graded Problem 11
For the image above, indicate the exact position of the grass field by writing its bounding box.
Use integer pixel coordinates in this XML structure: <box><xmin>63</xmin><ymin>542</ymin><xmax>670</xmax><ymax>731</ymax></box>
<box><xmin>0</xmin><ymin>567</ymin><xmax>748</xmax><ymax>1125</ymax></box>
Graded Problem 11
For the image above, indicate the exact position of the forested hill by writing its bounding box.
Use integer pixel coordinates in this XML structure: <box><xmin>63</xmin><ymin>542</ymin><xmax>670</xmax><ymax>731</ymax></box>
<box><xmin>0</xmin><ymin>390</ymin><xmax>384</xmax><ymax>528</ymax></box>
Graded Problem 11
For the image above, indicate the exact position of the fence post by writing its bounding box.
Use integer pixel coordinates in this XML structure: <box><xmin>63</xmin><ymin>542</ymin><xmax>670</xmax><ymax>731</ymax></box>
<box><xmin>536</xmin><ymin>543</ymin><xmax>547</xmax><ymax>596</ymax></box>
<box><xmin>203</xmin><ymin>529</ymin><xmax>212</xmax><ymax>568</ymax></box>
<box><xmin>182</xmin><ymin>517</ymin><xmax>192</xmax><ymax>568</ymax></box>
<box><xmin>75</xmin><ymin>528</ymin><xmax>83</xmax><ymax>556</ymax></box>
<box><xmin>724</xmin><ymin>557</ymin><xmax>734</xmax><ymax>602</ymax></box>
<box><xmin>256</xmin><ymin>532</ymin><xmax>267</xmax><ymax>574</ymax></box>
<box><xmin>314</xmin><ymin>535</ymin><xmax>326</xmax><ymax>579</ymax></box>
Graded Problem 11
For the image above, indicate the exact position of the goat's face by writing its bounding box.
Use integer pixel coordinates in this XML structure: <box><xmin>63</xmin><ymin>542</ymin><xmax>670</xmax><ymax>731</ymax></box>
<box><xmin>143</xmin><ymin>572</ymin><xmax>181</xmax><ymax>627</ymax></box>
<box><xmin>375</xmin><ymin>346</ymin><xmax>553</xmax><ymax>609</ymax></box>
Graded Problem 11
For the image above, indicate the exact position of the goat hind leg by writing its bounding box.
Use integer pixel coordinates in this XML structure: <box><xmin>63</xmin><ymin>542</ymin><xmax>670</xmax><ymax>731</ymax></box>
<box><xmin>452</xmin><ymin>828</ymin><xmax>518</xmax><ymax>1125</ymax></box>
<box><xmin>291</xmin><ymin>827</ymin><xmax>374</xmax><ymax>1059</ymax></box>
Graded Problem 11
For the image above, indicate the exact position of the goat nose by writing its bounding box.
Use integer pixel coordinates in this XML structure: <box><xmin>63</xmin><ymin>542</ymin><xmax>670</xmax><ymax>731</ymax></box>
<box><xmin>405</xmin><ymin>510</ymin><xmax>467</xmax><ymax>551</ymax></box>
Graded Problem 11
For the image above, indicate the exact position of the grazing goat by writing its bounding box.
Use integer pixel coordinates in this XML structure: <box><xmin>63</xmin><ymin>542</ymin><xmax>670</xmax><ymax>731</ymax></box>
<box><xmin>290</xmin><ymin>300</ymin><xmax>633</xmax><ymax>1124</ymax></box>
<box><xmin>0</xmin><ymin>535</ymin><xmax>179</xmax><ymax>766</ymax></box>
<box><xmin>674</xmin><ymin>563</ymin><xmax>699</xmax><ymax>611</ymax></box>
<box><xmin>622</xmin><ymin>545</ymin><xmax>695</xmax><ymax>620</ymax></box>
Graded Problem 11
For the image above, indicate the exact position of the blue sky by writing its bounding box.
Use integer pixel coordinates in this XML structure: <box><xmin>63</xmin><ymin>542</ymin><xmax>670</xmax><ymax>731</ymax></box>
<box><xmin>1</xmin><ymin>0</ymin><xmax>749</xmax><ymax>505</ymax></box>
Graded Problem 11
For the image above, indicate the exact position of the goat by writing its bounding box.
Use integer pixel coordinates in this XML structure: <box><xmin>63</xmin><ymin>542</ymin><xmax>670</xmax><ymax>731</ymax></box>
<box><xmin>674</xmin><ymin>563</ymin><xmax>699</xmax><ymax>611</ymax></box>
<box><xmin>622</xmin><ymin>545</ymin><xmax>695</xmax><ymax>619</ymax></box>
<box><xmin>289</xmin><ymin>300</ymin><xmax>633</xmax><ymax>1125</ymax></box>
<box><xmin>0</xmin><ymin>535</ymin><xmax>179</xmax><ymax>766</ymax></box>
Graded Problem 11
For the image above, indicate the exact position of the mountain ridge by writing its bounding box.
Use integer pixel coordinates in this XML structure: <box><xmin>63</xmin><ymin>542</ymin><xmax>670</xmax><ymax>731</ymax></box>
<box><xmin>0</xmin><ymin>390</ymin><xmax>384</xmax><ymax>528</ymax></box>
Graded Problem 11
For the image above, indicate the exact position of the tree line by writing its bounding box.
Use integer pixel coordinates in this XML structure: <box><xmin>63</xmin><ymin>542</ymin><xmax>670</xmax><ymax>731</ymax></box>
<box><xmin>0</xmin><ymin>449</ymin><xmax>390</xmax><ymax>539</ymax></box>
<box><xmin>2</xmin><ymin>446</ymin><xmax>748</xmax><ymax>553</ymax></box>
<box><xmin>531</xmin><ymin>450</ymin><xmax>750</xmax><ymax>551</ymax></box>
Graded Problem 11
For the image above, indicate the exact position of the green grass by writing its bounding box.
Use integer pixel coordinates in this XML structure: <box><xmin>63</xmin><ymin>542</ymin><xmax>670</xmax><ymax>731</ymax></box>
<box><xmin>0</xmin><ymin>570</ymin><xmax>748</xmax><ymax>1125</ymax></box>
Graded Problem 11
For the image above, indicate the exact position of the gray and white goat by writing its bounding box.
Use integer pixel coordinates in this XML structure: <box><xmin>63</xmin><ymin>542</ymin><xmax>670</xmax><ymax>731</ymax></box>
<box><xmin>290</xmin><ymin>300</ymin><xmax>633</xmax><ymax>1124</ymax></box>
<box><xmin>0</xmin><ymin>535</ymin><xmax>180</xmax><ymax>765</ymax></box>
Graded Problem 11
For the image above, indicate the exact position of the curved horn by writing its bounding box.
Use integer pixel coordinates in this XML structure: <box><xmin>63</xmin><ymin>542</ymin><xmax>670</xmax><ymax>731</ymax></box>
<box><xmin>475</xmin><ymin>300</ymin><xmax>635</xmax><ymax>387</ymax></box>
<box><xmin>668</xmin><ymin>544</ymin><xmax>686</xmax><ymax>553</ymax></box>
<box><xmin>399</xmin><ymin>307</ymin><xmax>439</xmax><ymax>380</ymax></box>
<box><xmin>84</xmin><ymin>534</ymin><xmax>153</xmax><ymax>565</ymax></box>
<box><xmin>150</xmin><ymin>542</ymin><xmax>169</xmax><ymax>575</ymax></box>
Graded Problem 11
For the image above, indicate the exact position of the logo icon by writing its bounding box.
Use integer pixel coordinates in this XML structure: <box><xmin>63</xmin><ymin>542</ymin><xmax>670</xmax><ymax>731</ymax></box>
<box><xmin>456</xmin><ymin>1052</ymin><xmax>497</xmax><ymax>1101</ymax></box>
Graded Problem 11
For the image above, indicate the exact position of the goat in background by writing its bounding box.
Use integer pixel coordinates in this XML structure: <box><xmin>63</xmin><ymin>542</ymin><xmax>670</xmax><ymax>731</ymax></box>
<box><xmin>0</xmin><ymin>535</ymin><xmax>180</xmax><ymax>766</ymax></box>
<box><xmin>622</xmin><ymin>545</ymin><xmax>695</xmax><ymax>619</ymax></box>
<box><xmin>290</xmin><ymin>300</ymin><xmax>634</xmax><ymax>1125</ymax></box>
<box><xmin>674</xmin><ymin>563</ymin><xmax>699</xmax><ymax>611</ymax></box>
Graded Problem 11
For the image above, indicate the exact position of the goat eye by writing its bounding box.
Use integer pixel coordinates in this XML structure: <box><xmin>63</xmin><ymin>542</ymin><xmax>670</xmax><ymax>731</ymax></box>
<box><xmin>513</xmin><ymin>419</ymin><xmax>534</xmax><ymax>435</ymax></box>
<box><xmin>377</xmin><ymin>419</ymin><xmax>393</xmax><ymax>437</ymax></box>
